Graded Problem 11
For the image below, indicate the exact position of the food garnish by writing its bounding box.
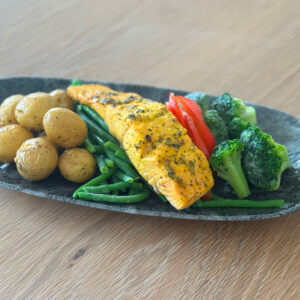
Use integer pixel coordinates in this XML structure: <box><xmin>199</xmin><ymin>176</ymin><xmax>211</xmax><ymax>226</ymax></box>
<box><xmin>166</xmin><ymin>94</ymin><xmax>215</xmax><ymax>158</ymax></box>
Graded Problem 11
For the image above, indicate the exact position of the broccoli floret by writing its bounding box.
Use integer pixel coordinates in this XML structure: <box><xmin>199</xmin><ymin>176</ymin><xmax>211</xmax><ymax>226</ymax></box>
<box><xmin>204</xmin><ymin>110</ymin><xmax>229</xmax><ymax>145</ymax></box>
<box><xmin>71</xmin><ymin>78</ymin><xmax>84</xmax><ymax>86</ymax></box>
<box><xmin>185</xmin><ymin>92</ymin><xmax>210</xmax><ymax>114</ymax></box>
<box><xmin>212</xmin><ymin>93</ymin><xmax>257</xmax><ymax>125</ymax></box>
<box><xmin>240</xmin><ymin>126</ymin><xmax>291</xmax><ymax>191</ymax></box>
<box><xmin>228</xmin><ymin>117</ymin><xmax>252</xmax><ymax>139</ymax></box>
<box><xmin>210</xmin><ymin>139</ymin><xmax>251</xmax><ymax>198</ymax></box>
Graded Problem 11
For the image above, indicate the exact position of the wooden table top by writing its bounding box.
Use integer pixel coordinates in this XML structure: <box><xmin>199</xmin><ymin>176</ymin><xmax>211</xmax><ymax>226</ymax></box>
<box><xmin>1</xmin><ymin>0</ymin><xmax>299</xmax><ymax>299</ymax></box>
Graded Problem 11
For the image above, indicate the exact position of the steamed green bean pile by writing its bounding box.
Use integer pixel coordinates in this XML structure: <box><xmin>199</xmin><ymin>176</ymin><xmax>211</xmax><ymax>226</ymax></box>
<box><xmin>73</xmin><ymin>103</ymin><xmax>151</xmax><ymax>204</ymax></box>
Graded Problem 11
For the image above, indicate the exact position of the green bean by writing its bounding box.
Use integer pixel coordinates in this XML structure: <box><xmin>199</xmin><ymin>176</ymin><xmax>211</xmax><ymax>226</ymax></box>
<box><xmin>78</xmin><ymin>189</ymin><xmax>150</xmax><ymax>204</ymax></box>
<box><xmin>104</xmin><ymin>141</ymin><xmax>131</xmax><ymax>163</ymax></box>
<box><xmin>81</xmin><ymin>104</ymin><xmax>109</xmax><ymax>132</ymax></box>
<box><xmin>128</xmin><ymin>183</ymin><xmax>143</xmax><ymax>190</ymax></box>
<box><xmin>91</xmin><ymin>134</ymin><xmax>106</xmax><ymax>151</ymax></box>
<box><xmin>112</xmin><ymin>176</ymin><xmax>119</xmax><ymax>195</ymax></box>
<box><xmin>78</xmin><ymin>111</ymin><xmax>118</xmax><ymax>143</ymax></box>
<box><xmin>112</xmin><ymin>176</ymin><xmax>119</xmax><ymax>183</ymax></box>
<box><xmin>105</xmin><ymin>158</ymin><xmax>115</xmax><ymax>168</ymax></box>
<box><xmin>157</xmin><ymin>193</ymin><xmax>168</xmax><ymax>203</ymax></box>
<box><xmin>104</xmin><ymin>148</ymin><xmax>140</xmax><ymax>180</ymax></box>
<box><xmin>192</xmin><ymin>198</ymin><xmax>285</xmax><ymax>208</ymax></box>
<box><xmin>71</xmin><ymin>79</ymin><xmax>84</xmax><ymax>86</ymax></box>
<box><xmin>143</xmin><ymin>181</ymin><xmax>168</xmax><ymax>203</ymax></box>
<box><xmin>104</xmin><ymin>141</ymin><xmax>119</xmax><ymax>152</ymax></box>
<box><xmin>76</xmin><ymin>104</ymin><xmax>82</xmax><ymax>112</ymax></box>
<box><xmin>87</xmin><ymin>135</ymin><xmax>104</xmax><ymax>154</ymax></box>
<box><xmin>83</xmin><ymin>137</ymin><xmax>96</xmax><ymax>153</ymax></box>
<box><xmin>94</xmin><ymin>145</ymin><xmax>104</xmax><ymax>153</ymax></box>
<box><xmin>115</xmin><ymin>149</ymin><xmax>131</xmax><ymax>163</ymax></box>
<box><xmin>211</xmin><ymin>194</ymin><xmax>225</xmax><ymax>201</ymax></box>
<box><xmin>92</xmin><ymin>135</ymin><xmax>139</xmax><ymax>179</ymax></box>
<box><xmin>93</xmin><ymin>136</ymin><xmax>114</xmax><ymax>167</ymax></box>
<box><xmin>129</xmin><ymin>189</ymin><xmax>136</xmax><ymax>195</ymax></box>
<box><xmin>115</xmin><ymin>170</ymin><xmax>134</xmax><ymax>183</ymax></box>
<box><xmin>93</xmin><ymin>187</ymin><xmax>110</xmax><ymax>194</ymax></box>
<box><xmin>96</xmin><ymin>155</ymin><xmax>109</xmax><ymax>174</ymax></box>
<box><xmin>83</xmin><ymin>182</ymin><xmax>143</xmax><ymax>193</ymax></box>
<box><xmin>73</xmin><ymin>167</ymin><xmax>116</xmax><ymax>198</ymax></box>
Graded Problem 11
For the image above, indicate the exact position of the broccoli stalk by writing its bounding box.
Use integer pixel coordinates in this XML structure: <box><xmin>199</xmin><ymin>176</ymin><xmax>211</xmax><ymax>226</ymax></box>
<box><xmin>213</xmin><ymin>93</ymin><xmax>257</xmax><ymax>125</ymax></box>
<box><xmin>241</xmin><ymin>126</ymin><xmax>291</xmax><ymax>191</ymax></box>
<box><xmin>210</xmin><ymin>139</ymin><xmax>251</xmax><ymax>198</ymax></box>
<box><xmin>204</xmin><ymin>110</ymin><xmax>228</xmax><ymax>145</ymax></box>
<box><xmin>185</xmin><ymin>92</ymin><xmax>211</xmax><ymax>114</ymax></box>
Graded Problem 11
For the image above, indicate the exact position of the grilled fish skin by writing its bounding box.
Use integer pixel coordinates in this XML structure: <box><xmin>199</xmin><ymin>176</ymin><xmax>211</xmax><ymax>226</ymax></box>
<box><xmin>67</xmin><ymin>84</ymin><xmax>214</xmax><ymax>209</ymax></box>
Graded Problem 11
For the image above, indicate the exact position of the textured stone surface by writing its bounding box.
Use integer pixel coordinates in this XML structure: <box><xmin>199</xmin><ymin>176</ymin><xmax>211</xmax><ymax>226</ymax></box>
<box><xmin>0</xmin><ymin>77</ymin><xmax>299</xmax><ymax>220</ymax></box>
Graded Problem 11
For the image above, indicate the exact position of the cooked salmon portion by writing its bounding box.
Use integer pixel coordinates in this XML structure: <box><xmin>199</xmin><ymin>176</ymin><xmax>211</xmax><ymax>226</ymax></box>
<box><xmin>67</xmin><ymin>84</ymin><xmax>214</xmax><ymax>210</ymax></box>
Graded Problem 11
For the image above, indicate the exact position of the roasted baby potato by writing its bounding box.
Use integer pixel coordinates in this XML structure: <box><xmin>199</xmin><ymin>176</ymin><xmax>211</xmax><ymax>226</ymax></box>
<box><xmin>39</xmin><ymin>130</ymin><xmax>62</xmax><ymax>151</ymax></box>
<box><xmin>15</xmin><ymin>92</ymin><xmax>57</xmax><ymax>131</ymax></box>
<box><xmin>39</xmin><ymin>130</ymin><xmax>52</xmax><ymax>142</ymax></box>
<box><xmin>43</xmin><ymin>108</ymin><xmax>88</xmax><ymax>148</ymax></box>
<box><xmin>59</xmin><ymin>148</ymin><xmax>96</xmax><ymax>183</ymax></box>
<box><xmin>0</xmin><ymin>94</ymin><xmax>24</xmax><ymax>126</ymax></box>
<box><xmin>50</xmin><ymin>89</ymin><xmax>74</xmax><ymax>111</ymax></box>
<box><xmin>0</xmin><ymin>124</ymin><xmax>33</xmax><ymax>162</ymax></box>
<box><xmin>15</xmin><ymin>137</ymin><xmax>58</xmax><ymax>181</ymax></box>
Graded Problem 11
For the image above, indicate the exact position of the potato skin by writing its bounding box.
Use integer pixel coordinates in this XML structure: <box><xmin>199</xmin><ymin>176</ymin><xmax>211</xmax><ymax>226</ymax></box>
<box><xmin>59</xmin><ymin>148</ymin><xmax>96</xmax><ymax>183</ymax></box>
<box><xmin>39</xmin><ymin>130</ymin><xmax>52</xmax><ymax>143</ymax></box>
<box><xmin>15</xmin><ymin>137</ymin><xmax>58</xmax><ymax>181</ymax></box>
<box><xmin>0</xmin><ymin>124</ymin><xmax>34</xmax><ymax>162</ymax></box>
<box><xmin>50</xmin><ymin>89</ymin><xmax>74</xmax><ymax>111</ymax></box>
<box><xmin>15</xmin><ymin>92</ymin><xmax>57</xmax><ymax>131</ymax></box>
<box><xmin>0</xmin><ymin>94</ymin><xmax>24</xmax><ymax>126</ymax></box>
<box><xmin>43</xmin><ymin>108</ymin><xmax>88</xmax><ymax>148</ymax></box>
<box><xmin>39</xmin><ymin>130</ymin><xmax>63</xmax><ymax>152</ymax></box>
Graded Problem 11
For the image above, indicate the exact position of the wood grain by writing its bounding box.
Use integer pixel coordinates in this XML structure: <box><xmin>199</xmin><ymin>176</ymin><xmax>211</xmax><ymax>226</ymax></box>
<box><xmin>0</xmin><ymin>0</ymin><xmax>299</xmax><ymax>299</ymax></box>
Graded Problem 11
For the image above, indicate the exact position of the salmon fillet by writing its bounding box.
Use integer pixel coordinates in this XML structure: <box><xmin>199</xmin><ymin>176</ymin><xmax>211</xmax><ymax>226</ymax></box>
<box><xmin>67</xmin><ymin>84</ymin><xmax>214</xmax><ymax>210</ymax></box>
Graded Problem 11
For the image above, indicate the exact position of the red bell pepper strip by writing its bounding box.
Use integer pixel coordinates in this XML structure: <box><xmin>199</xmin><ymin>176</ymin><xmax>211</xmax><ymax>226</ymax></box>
<box><xmin>166</xmin><ymin>101</ymin><xmax>180</xmax><ymax>123</ymax></box>
<box><xmin>182</xmin><ymin>111</ymin><xmax>210</xmax><ymax>159</ymax></box>
<box><xmin>176</xmin><ymin>96</ymin><xmax>215</xmax><ymax>154</ymax></box>
<box><xmin>201</xmin><ymin>190</ymin><xmax>212</xmax><ymax>201</ymax></box>
<box><xmin>167</xmin><ymin>96</ymin><xmax>186</xmax><ymax>128</ymax></box>
<box><xmin>169</xmin><ymin>93</ymin><xmax>185</xmax><ymax>126</ymax></box>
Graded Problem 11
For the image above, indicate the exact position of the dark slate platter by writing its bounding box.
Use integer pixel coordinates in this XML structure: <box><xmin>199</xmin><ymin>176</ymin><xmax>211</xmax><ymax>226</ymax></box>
<box><xmin>0</xmin><ymin>77</ymin><xmax>299</xmax><ymax>221</ymax></box>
